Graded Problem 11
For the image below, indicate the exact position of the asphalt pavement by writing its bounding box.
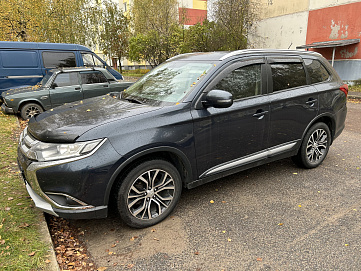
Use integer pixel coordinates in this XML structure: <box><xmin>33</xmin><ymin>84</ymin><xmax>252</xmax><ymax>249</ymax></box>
<box><xmin>72</xmin><ymin>101</ymin><xmax>361</xmax><ymax>271</ymax></box>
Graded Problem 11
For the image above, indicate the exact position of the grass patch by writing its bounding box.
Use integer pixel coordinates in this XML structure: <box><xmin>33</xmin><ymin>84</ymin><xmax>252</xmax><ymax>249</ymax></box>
<box><xmin>0</xmin><ymin>112</ymin><xmax>49</xmax><ymax>270</ymax></box>
<box><xmin>349</xmin><ymin>84</ymin><xmax>361</xmax><ymax>92</ymax></box>
<box><xmin>121</xmin><ymin>68</ymin><xmax>150</xmax><ymax>78</ymax></box>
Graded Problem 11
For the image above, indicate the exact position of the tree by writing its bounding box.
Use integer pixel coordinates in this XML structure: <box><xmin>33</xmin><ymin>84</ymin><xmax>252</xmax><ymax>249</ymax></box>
<box><xmin>0</xmin><ymin>0</ymin><xmax>45</xmax><ymax>41</ymax></box>
<box><xmin>129</xmin><ymin>0</ymin><xmax>183</xmax><ymax>66</ymax></box>
<box><xmin>99</xmin><ymin>0</ymin><xmax>129</xmax><ymax>71</ymax></box>
<box><xmin>0</xmin><ymin>0</ymin><xmax>101</xmax><ymax>48</ymax></box>
<box><xmin>211</xmin><ymin>0</ymin><xmax>259</xmax><ymax>50</ymax></box>
<box><xmin>181</xmin><ymin>19</ymin><xmax>227</xmax><ymax>53</ymax></box>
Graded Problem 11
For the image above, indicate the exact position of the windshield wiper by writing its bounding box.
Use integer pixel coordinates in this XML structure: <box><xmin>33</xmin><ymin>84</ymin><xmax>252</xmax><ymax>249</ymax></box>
<box><xmin>124</xmin><ymin>98</ymin><xmax>143</xmax><ymax>104</ymax></box>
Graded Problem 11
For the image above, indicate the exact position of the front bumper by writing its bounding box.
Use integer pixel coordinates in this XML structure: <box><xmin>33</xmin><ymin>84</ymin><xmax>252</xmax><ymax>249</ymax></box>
<box><xmin>17</xmin><ymin>129</ymin><xmax>121</xmax><ymax>219</ymax></box>
<box><xmin>1</xmin><ymin>103</ymin><xmax>15</xmax><ymax>114</ymax></box>
<box><xmin>19</xmin><ymin>165</ymin><xmax>108</xmax><ymax>219</ymax></box>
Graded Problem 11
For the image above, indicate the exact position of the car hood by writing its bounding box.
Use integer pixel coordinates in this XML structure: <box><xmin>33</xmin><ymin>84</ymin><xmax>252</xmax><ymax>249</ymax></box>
<box><xmin>2</xmin><ymin>85</ymin><xmax>44</xmax><ymax>97</ymax></box>
<box><xmin>28</xmin><ymin>95</ymin><xmax>162</xmax><ymax>143</ymax></box>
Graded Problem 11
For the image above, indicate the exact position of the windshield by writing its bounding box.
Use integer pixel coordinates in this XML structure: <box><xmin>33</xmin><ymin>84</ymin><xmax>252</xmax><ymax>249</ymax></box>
<box><xmin>122</xmin><ymin>61</ymin><xmax>214</xmax><ymax>105</ymax></box>
<box><xmin>40</xmin><ymin>72</ymin><xmax>53</xmax><ymax>86</ymax></box>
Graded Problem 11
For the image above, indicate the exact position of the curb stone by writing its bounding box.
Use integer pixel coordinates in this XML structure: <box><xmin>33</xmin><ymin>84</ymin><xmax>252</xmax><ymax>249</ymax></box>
<box><xmin>38</xmin><ymin>212</ymin><xmax>60</xmax><ymax>271</ymax></box>
<box><xmin>348</xmin><ymin>91</ymin><xmax>361</xmax><ymax>100</ymax></box>
<box><xmin>16</xmin><ymin>118</ymin><xmax>59</xmax><ymax>271</ymax></box>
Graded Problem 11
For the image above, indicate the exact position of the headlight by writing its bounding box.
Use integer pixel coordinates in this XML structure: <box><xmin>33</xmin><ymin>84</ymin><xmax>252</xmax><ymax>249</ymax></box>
<box><xmin>27</xmin><ymin>139</ymin><xmax>105</xmax><ymax>162</ymax></box>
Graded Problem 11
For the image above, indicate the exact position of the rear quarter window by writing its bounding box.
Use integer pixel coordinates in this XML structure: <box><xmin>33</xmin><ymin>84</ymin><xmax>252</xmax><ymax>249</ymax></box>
<box><xmin>0</xmin><ymin>51</ymin><xmax>38</xmax><ymax>68</ymax></box>
<box><xmin>304</xmin><ymin>59</ymin><xmax>330</xmax><ymax>84</ymax></box>
<box><xmin>43</xmin><ymin>52</ymin><xmax>76</xmax><ymax>68</ymax></box>
<box><xmin>270</xmin><ymin>63</ymin><xmax>307</xmax><ymax>92</ymax></box>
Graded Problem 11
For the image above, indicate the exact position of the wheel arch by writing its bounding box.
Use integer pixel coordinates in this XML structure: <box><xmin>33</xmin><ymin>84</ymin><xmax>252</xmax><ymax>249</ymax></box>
<box><xmin>18</xmin><ymin>99</ymin><xmax>45</xmax><ymax>113</ymax></box>
<box><xmin>302</xmin><ymin>113</ymin><xmax>336</xmax><ymax>144</ymax></box>
<box><xmin>104</xmin><ymin>146</ymin><xmax>193</xmax><ymax>206</ymax></box>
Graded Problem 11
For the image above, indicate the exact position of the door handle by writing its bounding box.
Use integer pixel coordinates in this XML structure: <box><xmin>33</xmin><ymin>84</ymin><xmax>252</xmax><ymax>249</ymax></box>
<box><xmin>75</xmin><ymin>87</ymin><xmax>81</xmax><ymax>90</ymax></box>
<box><xmin>253</xmin><ymin>110</ymin><xmax>268</xmax><ymax>119</ymax></box>
<box><xmin>306</xmin><ymin>98</ymin><xmax>317</xmax><ymax>106</ymax></box>
<box><xmin>103</xmin><ymin>85</ymin><xmax>109</xmax><ymax>88</ymax></box>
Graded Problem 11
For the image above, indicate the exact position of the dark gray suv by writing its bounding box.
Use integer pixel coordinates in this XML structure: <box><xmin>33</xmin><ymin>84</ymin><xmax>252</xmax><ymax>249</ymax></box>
<box><xmin>18</xmin><ymin>50</ymin><xmax>348</xmax><ymax>228</ymax></box>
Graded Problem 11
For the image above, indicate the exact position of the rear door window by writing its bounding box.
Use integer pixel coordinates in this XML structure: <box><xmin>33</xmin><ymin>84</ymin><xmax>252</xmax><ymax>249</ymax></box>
<box><xmin>270</xmin><ymin>63</ymin><xmax>307</xmax><ymax>92</ymax></box>
<box><xmin>304</xmin><ymin>59</ymin><xmax>330</xmax><ymax>84</ymax></box>
<box><xmin>80</xmin><ymin>71</ymin><xmax>108</xmax><ymax>84</ymax></box>
<box><xmin>43</xmin><ymin>52</ymin><xmax>76</xmax><ymax>68</ymax></box>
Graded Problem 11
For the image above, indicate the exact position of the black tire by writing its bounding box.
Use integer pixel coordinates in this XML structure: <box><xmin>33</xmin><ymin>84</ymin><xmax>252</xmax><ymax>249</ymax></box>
<box><xmin>20</xmin><ymin>103</ymin><xmax>44</xmax><ymax>120</ymax></box>
<box><xmin>117</xmin><ymin>160</ymin><xmax>182</xmax><ymax>228</ymax></box>
<box><xmin>293</xmin><ymin>122</ymin><xmax>331</xmax><ymax>169</ymax></box>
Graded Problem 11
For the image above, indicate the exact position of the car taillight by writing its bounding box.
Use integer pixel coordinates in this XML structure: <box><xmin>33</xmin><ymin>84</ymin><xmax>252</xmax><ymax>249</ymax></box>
<box><xmin>340</xmin><ymin>84</ymin><xmax>348</xmax><ymax>97</ymax></box>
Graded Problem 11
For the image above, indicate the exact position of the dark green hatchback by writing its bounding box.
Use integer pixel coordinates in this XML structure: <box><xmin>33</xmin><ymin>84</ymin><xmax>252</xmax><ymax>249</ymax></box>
<box><xmin>1</xmin><ymin>67</ymin><xmax>133</xmax><ymax>119</ymax></box>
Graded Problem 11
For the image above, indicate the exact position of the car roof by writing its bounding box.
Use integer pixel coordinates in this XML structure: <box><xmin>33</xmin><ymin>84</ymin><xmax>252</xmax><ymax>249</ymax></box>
<box><xmin>48</xmin><ymin>67</ymin><xmax>116</xmax><ymax>80</ymax></box>
<box><xmin>167</xmin><ymin>49</ymin><xmax>323</xmax><ymax>62</ymax></box>
<box><xmin>0</xmin><ymin>41</ymin><xmax>90</xmax><ymax>51</ymax></box>
<box><xmin>50</xmin><ymin>67</ymin><xmax>107</xmax><ymax>73</ymax></box>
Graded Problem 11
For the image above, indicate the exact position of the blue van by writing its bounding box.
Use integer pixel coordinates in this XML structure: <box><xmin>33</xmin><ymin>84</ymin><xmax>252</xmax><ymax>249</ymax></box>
<box><xmin>0</xmin><ymin>41</ymin><xmax>124</xmax><ymax>95</ymax></box>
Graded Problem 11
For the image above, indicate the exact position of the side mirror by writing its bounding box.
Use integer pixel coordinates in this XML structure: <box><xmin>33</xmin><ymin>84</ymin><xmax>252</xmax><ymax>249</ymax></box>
<box><xmin>51</xmin><ymin>83</ymin><xmax>58</xmax><ymax>89</ymax></box>
<box><xmin>202</xmin><ymin>89</ymin><xmax>233</xmax><ymax>108</ymax></box>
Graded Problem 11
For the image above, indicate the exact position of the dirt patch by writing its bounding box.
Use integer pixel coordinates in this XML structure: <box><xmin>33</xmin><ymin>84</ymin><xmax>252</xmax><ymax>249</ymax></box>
<box><xmin>76</xmin><ymin>215</ymin><xmax>188</xmax><ymax>269</ymax></box>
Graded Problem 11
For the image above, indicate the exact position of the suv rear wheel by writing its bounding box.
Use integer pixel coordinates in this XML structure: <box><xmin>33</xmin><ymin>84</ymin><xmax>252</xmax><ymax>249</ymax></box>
<box><xmin>116</xmin><ymin>160</ymin><xmax>182</xmax><ymax>228</ymax></box>
<box><xmin>293</xmin><ymin>122</ymin><xmax>331</xmax><ymax>169</ymax></box>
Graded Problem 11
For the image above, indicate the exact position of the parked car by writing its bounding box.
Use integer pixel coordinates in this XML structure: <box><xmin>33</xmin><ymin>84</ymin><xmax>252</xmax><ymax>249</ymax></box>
<box><xmin>0</xmin><ymin>41</ymin><xmax>124</xmax><ymax>96</ymax></box>
<box><xmin>18</xmin><ymin>50</ymin><xmax>348</xmax><ymax>228</ymax></box>
<box><xmin>1</xmin><ymin>67</ymin><xmax>133</xmax><ymax>119</ymax></box>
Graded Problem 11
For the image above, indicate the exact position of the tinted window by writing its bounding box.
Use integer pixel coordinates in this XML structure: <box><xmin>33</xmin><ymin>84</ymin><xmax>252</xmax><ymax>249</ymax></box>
<box><xmin>43</xmin><ymin>52</ymin><xmax>76</xmax><ymax>68</ymax></box>
<box><xmin>0</xmin><ymin>51</ymin><xmax>38</xmax><ymax>68</ymax></box>
<box><xmin>52</xmin><ymin>72</ymin><xmax>79</xmax><ymax>87</ymax></box>
<box><xmin>80</xmin><ymin>71</ymin><xmax>108</xmax><ymax>84</ymax></box>
<box><xmin>304</xmin><ymin>59</ymin><xmax>330</xmax><ymax>84</ymax></box>
<box><xmin>215</xmin><ymin>64</ymin><xmax>262</xmax><ymax>100</ymax></box>
<box><xmin>271</xmin><ymin>63</ymin><xmax>306</xmax><ymax>92</ymax></box>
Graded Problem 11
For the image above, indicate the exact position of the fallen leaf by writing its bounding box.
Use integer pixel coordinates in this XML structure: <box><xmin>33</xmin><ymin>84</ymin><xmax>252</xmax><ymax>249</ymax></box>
<box><xmin>98</xmin><ymin>267</ymin><xmax>108</xmax><ymax>271</ymax></box>
<box><xmin>227</xmin><ymin>238</ymin><xmax>232</xmax><ymax>242</ymax></box>
<box><xmin>256</xmin><ymin>258</ymin><xmax>263</xmax><ymax>262</ymax></box>
<box><xmin>151</xmin><ymin>228</ymin><xmax>156</xmax><ymax>232</ymax></box>
<box><xmin>194</xmin><ymin>251</ymin><xmax>199</xmax><ymax>255</ymax></box>
<box><xmin>210</xmin><ymin>200</ymin><xmax>214</xmax><ymax>204</ymax></box>
<box><xmin>7</xmin><ymin>197</ymin><xmax>13</xmax><ymax>201</ymax></box>
<box><xmin>130</xmin><ymin>236</ymin><xmax>138</xmax><ymax>241</ymax></box>
<box><xmin>278</xmin><ymin>223</ymin><xmax>284</xmax><ymax>226</ymax></box>
<box><xmin>45</xmin><ymin>259</ymin><xmax>51</xmax><ymax>264</ymax></box>
<box><xmin>28</xmin><ymin>251</ymin><xmax>36</xmax><ymax>256</ymax></box>
<box><xmin>127</xmin><ymin>264</ymin><xmax>134</xmax><ymax>268</ymax></box>
<box><xmin>5</xmin><ymin>207</ymin><xmax>11</xmax><ymax>211</ymax></box>
<box><xmin>111</xmin><ymin>244</ymin><xmax>117</xmax><ymax>248</ymax></box>
<box><xmin>293</xmin><ymin>173</ymin><xmax>298</xmax><ymax>175</ymax></box>
<box><xmin>298</xmin><ymin>205</ymin><xmax>302</xmax><ymax>208</ymax></box>
<box><xmin>221</xmin><ymin>201</ymin><xmax>226</xmax><ymax>203</ymax></box>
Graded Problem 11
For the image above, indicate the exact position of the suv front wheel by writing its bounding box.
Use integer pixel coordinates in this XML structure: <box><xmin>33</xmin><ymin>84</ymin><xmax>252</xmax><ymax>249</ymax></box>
<box><xmin>293</xmin><ymin>122</ymin><xmax>331</xmax><ymax>169</ymax></box>
<box><xmin>116</xmin><ymin>159</ymin><xmax>182</xmax><ymax>228</ymax></box>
